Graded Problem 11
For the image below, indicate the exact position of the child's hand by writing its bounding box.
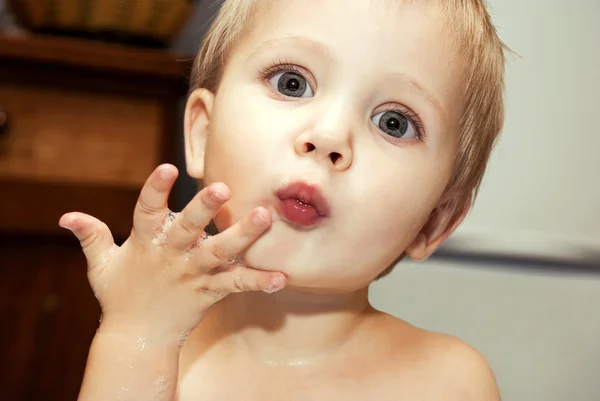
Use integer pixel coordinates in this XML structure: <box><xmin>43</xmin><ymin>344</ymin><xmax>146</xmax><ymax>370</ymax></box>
<box><xmin>59</xmin><ymin>164</ymin><xmax>286</xmax><ymax>347</ymax></box>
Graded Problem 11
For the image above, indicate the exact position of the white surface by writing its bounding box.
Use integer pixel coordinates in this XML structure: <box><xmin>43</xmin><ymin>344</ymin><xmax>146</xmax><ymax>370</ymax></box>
<box><xmin>370</xmin><ymin>258</ymin><xmax>600</xmax><ymax>401</ymax></box>
<box><xmin>445</xmin><ymin>0</ymin><xmax>600</xmax><ymax>263</ymax></box>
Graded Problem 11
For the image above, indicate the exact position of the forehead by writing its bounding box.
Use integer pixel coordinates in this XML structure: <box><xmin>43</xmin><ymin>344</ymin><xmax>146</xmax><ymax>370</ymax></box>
<box><xmin>244</xmin><ymin>0</ymin><xmax>450</xmax><ymax>61</ymax></box>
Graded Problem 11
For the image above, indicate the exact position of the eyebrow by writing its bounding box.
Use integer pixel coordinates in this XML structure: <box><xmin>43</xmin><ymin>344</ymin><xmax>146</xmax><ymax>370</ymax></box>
<box><xmin>246</xmin><ymin>36</ymin><xmax>447</xmax><ymax>121</ymax></box>
<box><xmin>245</xmin><ymin>35</ymin><xmax>335</xmax><ymax>64</ymax></box>
<box><xmin>387</xmin><ymin>72</ymin><xmax>448</xmax><ymax>122</ymax></box>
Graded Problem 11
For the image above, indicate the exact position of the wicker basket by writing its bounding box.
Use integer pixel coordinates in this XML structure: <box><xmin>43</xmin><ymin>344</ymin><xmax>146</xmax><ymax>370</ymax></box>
<box><xmin>7</xmin><ymin>0</ymin><xmax>196</xmax><ymax>47</ymax></box>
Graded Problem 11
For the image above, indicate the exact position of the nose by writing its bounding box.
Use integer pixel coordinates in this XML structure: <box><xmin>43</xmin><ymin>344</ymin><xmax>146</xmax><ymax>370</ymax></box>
<box><xmin>293</xmin><ymin>127</ymin><xmax>353</xmax><ymax>171</ymax></box>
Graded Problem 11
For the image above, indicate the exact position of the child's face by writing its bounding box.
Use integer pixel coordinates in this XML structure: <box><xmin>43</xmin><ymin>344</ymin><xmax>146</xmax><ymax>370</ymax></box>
<box><xmin>186</xmin><ymin>0</ymin><xmax>466</xmax><ymax>291</ymax></box>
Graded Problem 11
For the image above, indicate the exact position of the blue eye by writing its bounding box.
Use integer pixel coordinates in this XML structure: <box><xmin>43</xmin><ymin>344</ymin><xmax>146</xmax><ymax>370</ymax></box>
<box><xmin>269</xmin><ymin>72</ymin><xmax>314</xmax><ymax>98</ymax></box>
<box><xmin>371</xmin><ymin>110</ymin><xmax>416</xmax><ymax>139</ymax></box>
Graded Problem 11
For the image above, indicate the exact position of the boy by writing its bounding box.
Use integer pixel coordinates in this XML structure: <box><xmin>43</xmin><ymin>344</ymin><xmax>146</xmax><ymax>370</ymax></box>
<box><xmin>60</xmin><ymin>0</ymin><xmax>507</xmax><ymax>399</ymax></box>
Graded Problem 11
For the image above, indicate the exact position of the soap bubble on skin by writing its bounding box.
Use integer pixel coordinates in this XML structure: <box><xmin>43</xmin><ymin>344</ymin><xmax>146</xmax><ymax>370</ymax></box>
<box><xmin>100</xmin><ymin>244</ymin><xmax>118</xmax><ymax>266</ymax></box>
<box><xmin>153</xmin><ymin>376</ymin><xmax>170</xmax><ymax>398</ymax></box>
<box><xmin>227</xmin><ymin>254</ymin><xmax>246</xmax><ymax>267</ymax></box>
<box><xmin>116</xmin><ymin>386</ymin><xmax>129</xmax><ymax>400</ymax></box>
<box><xmin>184</xmin><ymin>231</ymin><xmax>211</xmax><ymax>261</ymax></box>
<box><xmin>265</xmin><ymin>358</ymin><xmax>311</xmax><ymax>367</ymax></box>
<box><xmin>114</xmin><ymin>353</ymin><xmax>135</xmax><ymax>370</ymax></box>
<box><xmin>199</xmin><ymin>288</ymin><xmax>227</xmax><ymax>302</ymax></box>
<box><xmin>136</xmin><ymin>336</ymin><xmax>146</xmax><ymax>352</ymax></box>
<box><xmin>91</xmin><ymin>285</ymin><xmax>104</xmax><ymax>308</ymax></box>
<box><xmin>178</xmin><ymin>329</ymin><xmax>191</xmax><ymax>349</ymax></box>
<box><xmin>116</xmin><ymin>380</ymin><xmax>136</xmax><ymax>401</ymax></box>
<box><xmin>134</xmin><ymin>326</ymin><xmax>152</xmax><ymax>353</ymax></box>
<box><xmin>207</xmin><ymin>253</ymin><xmax>247</xmax><ymax>278</ymax></box>
<box><xmin>152</xmin><ymin>211</ymin><xmax>178</xmax><ymax>247</ymax></box>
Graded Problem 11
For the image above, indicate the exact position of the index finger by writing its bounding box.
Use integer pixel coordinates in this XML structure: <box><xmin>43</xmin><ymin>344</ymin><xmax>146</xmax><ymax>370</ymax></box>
<box><xmin>196</xmin><ymin>207</ymin><xmax>272</xmax><ymax>270</ymax></box>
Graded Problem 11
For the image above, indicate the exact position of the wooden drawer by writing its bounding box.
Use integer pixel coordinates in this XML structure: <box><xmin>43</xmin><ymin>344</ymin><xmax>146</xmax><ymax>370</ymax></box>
<box><xmin>0</xmin><ymin>82</ymin><xmax>162</xmax><ymax>188</ymax></box>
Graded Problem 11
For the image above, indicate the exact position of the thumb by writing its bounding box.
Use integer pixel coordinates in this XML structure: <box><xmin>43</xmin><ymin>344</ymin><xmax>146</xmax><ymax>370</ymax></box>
<box><xmin>59</xmin><ymin>212</ymin><xmax>116</xmax><ymax>270</ymax></box>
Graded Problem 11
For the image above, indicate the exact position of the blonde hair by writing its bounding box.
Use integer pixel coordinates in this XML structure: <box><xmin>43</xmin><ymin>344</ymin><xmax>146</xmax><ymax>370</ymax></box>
<box><xmin>190</xmin><ymin>0</ymin><xmax>508</xmax><ymax>222</ymax></box>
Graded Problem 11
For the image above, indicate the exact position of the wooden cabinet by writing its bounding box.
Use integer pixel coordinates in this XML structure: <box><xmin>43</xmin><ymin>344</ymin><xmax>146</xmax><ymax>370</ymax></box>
<box><xmin>0</xmin><ymin>83</ymin><xmax>162</xmax><ymax>187</ymax></box>
<box><xmin>0</xmin><ymin>33</ymin><xmax>189</xmax><ymax>400</ymax></box>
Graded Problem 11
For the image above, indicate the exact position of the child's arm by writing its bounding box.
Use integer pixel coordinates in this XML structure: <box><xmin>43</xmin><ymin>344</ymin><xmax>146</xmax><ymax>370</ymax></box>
<box><xmin>77</xmin><ymin>330</ymin><xmax>181</xmax><ymax>400</ymax></box>
<box><xmin>60</xmin><ymin>164</ymin><xmax>286</xmax><ymax>401</ymax></box>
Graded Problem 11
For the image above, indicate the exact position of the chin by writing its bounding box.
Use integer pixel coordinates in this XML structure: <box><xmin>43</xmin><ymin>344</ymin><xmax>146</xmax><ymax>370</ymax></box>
<box><xmin>241</xmin><ymin>230</ymin><xmax>376</xmax><ymax>293</ymax></box>
<box><xmin>241</xmin><ymin>224</ymin><xmax>316</xmax><ymax>275</ymax></box>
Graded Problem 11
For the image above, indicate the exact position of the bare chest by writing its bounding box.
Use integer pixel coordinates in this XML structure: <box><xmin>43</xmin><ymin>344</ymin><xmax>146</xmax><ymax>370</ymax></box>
<box><xmin>176</xmin><ymin>360</ymin><xmax>443</xmax><ymax>401</ymax></box>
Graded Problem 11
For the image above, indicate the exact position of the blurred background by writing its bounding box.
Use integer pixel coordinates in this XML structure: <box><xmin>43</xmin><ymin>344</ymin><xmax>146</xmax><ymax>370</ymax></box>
<box><xmin>0</xmin><ymin>1</ymin><xmax>598</xmax><ymax>400</ymax></box>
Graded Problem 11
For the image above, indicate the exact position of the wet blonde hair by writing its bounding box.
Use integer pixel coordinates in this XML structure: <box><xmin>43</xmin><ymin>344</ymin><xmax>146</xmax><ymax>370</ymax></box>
<box><xmin>189</xmin><ymin>0</ymin><xmax>508</xmax><ymax>232</ymax></box>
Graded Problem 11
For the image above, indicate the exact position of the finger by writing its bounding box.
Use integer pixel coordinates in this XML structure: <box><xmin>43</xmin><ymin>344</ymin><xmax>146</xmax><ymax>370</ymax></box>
<box><xmin>201</xmin><ymin>264</ymin><xmax>287</xmax><ymax>294</ymax></box>
<box><xmin>168</xmin><ymin>182</ymin><xmax>230</xmax><ymax>250</ymax></box>
<box><xmin>196</xmin><ymin>207</ymin><xmax>271</xmax><ymax>269</ymax></box>
<box><xmin>59</xmin><ymin>212</ymin><xmax>116</xmax><ymax>271</ymax></box>
<box><xmin>133</xmin><ymin>164</ymin><xmax>178</xmax><ymax>238</ymax></box>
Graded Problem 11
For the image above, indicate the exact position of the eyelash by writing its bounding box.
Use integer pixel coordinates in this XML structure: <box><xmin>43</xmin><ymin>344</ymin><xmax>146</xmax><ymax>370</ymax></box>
<box><xmin>258</xmin><ymin>60</ymin><xmax>426</xmax><ymax>140</ymax></box>
<box><xmin>258</xmin><ymin>58</ymin><xmax>307</xmax><ymax>83</ymax></box>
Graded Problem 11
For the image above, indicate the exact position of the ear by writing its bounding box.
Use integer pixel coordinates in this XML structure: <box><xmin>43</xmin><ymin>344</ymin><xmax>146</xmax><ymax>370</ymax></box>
<box><xmin>405</xmin><ymin>198</ymin><xmax>471</xmax><ymax>262</ymax></box>
<box><xmin>184</xmin><ymin>88</ymin><xmax>215</xmax><ymax>179</ymax></box>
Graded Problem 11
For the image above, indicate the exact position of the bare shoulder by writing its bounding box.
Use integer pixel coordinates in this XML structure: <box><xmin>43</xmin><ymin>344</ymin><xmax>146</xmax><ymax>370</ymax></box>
<box><xmin>370</xmin><ymin>312</ymin><xmax>501</xmax><ymax>401</ymax></box>
<box><xmin>418</xmin><ymin>330</ymin><xmax>501</xmax><ymax>401</ymax></box>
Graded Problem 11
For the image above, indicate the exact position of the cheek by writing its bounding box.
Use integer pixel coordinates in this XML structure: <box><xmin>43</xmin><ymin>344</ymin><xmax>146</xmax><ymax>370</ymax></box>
<box><xmin>346</xmin><ymin>159</ymin><xmax>448</xmax><ymax>253</ymax></box>
<box><xmin>204</xmin><ymin>91</ymin><xmax>288</xmax><ymax>229</ymax></box>
<box><xmin>205</xmin><ymin>99</ymin><xmax>263</xmax><ymax>179</ymax></box>
<box><xmin>207</xmin><ymin>89</ymin><xmax>284</xmax><ymax>165</ymax></box>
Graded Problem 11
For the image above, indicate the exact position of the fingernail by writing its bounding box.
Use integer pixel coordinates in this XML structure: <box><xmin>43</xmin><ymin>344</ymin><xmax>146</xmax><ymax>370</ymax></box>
<box><xmin>59</xmin><ymin>214</ymin><xmax>81</xmax><ymax>239</ymax></box>
<box><xmin>210</xmin><ymin>183</ymin><xmax>228</xmax><ymax>201</ymax></box>
<box><xmin>159</xmin><ymin>165</ymin><xmax>175</xmax><ymax>180</ymax></box>
<box><xmin>253</xmin><ymin>210</ymin><xmax>267</xmax><ymax>226</ymax></box>
<box><xmin>263</xmin><ymin>275</ymin><xmax>285</xmax><ymax>293</ymax></box>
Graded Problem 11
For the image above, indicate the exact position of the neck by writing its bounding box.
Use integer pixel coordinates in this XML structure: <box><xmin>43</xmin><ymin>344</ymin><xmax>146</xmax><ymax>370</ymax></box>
<box><xmin>196</xmin><ymin>286</ymin><xmax>374</xmax><ymax>366</ymax></box>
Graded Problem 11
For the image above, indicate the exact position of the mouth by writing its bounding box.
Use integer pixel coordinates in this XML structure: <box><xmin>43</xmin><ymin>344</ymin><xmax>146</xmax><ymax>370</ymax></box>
<box><xmin>275</xmin><ymin>181</ymin><xmax>330</xmax><ymax>227</ymax></box>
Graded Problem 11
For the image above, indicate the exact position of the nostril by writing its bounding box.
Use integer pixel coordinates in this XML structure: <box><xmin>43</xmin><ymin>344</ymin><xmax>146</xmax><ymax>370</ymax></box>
<box><xmin>330</xmin><ymin>152</ymin><xmax>341</xmax><ymax>164</ymax></box>
<box><xmin>304</xmin><ymin>143</ymin><xmax>316</xmax><ymax>152</ymax></box>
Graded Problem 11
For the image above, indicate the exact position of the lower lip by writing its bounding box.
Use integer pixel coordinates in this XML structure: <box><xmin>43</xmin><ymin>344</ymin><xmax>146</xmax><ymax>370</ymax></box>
<box><xmin>278</xmin><ymin>198</ymin><xmax>323</xmax><ymax>227</ymax></box>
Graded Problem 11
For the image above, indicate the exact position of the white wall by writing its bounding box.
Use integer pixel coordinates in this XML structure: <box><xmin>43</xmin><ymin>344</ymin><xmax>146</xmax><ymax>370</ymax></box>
<box><xmin>446</xmin><ymin>0</ymin><xmax>600</xmax><ymax>263</ymax></box>
<box><xmin>370</xmin><ymin>258</ymin><xmax>600</xmax><ymax>401</ymax></box>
